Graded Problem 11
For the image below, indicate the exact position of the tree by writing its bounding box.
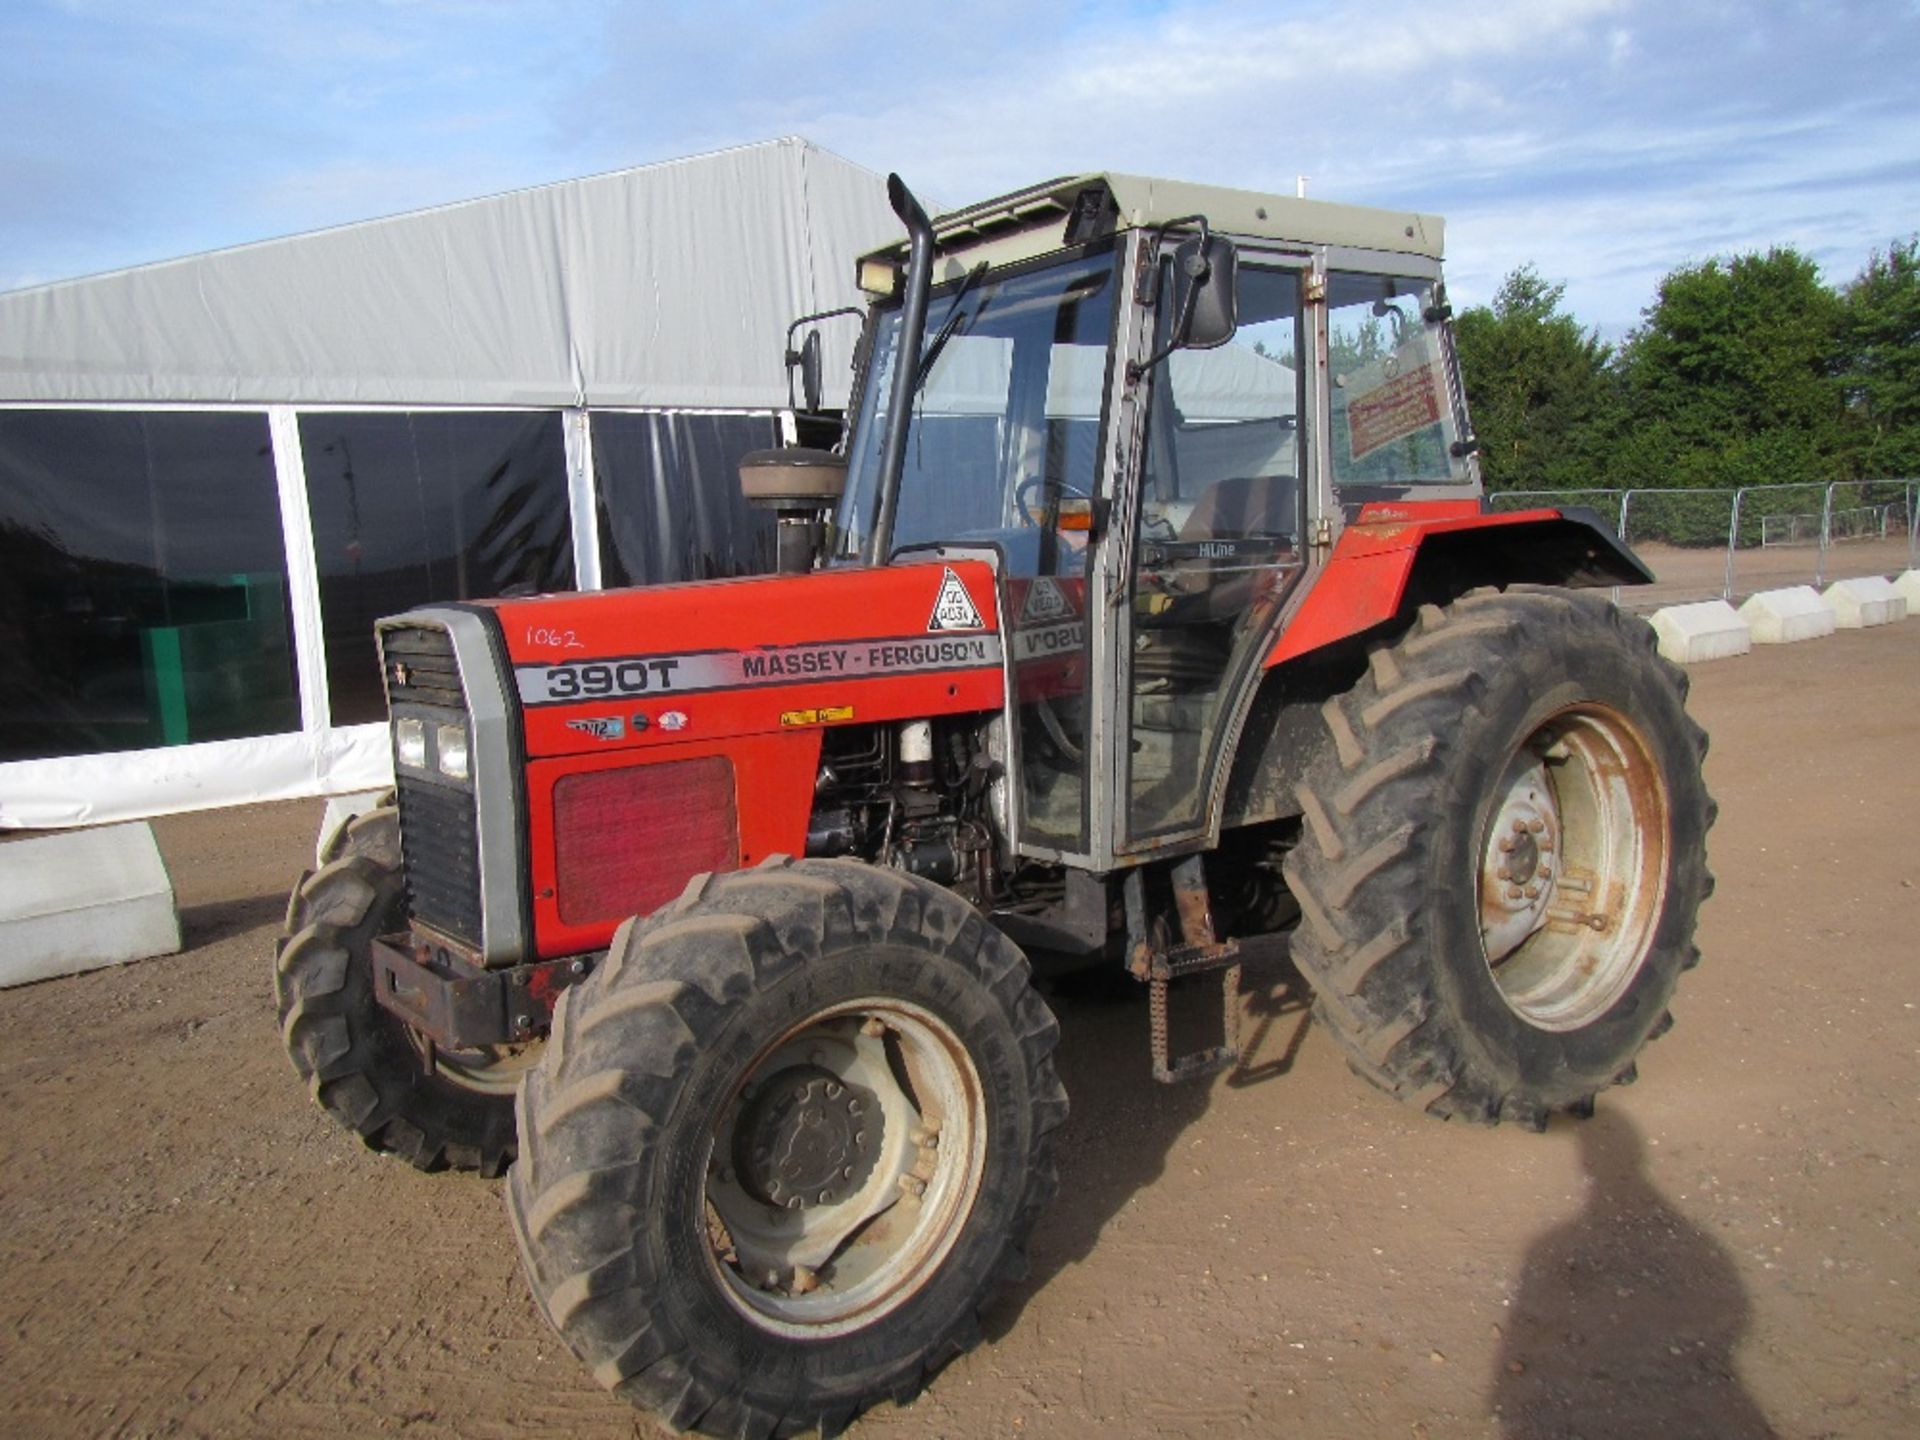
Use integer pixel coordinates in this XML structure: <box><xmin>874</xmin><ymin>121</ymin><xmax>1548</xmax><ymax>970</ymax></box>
<box><xmin>1838</xmin><ymin>237</ymin><xmax>1920</xmax><ymax>477</ymax></box>
<box><xmin>1612</xmin><ymin>247</ymin><xmax>1847</xmax><ymax>491</ymax></box>
<box><xmin>1453</xmin><ymin>266</ymin><xmax>1620</xmax><ymax>492</ymax></box>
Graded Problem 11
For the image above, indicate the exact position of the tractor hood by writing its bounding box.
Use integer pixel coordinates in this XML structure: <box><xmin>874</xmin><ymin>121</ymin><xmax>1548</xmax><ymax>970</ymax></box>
<box><xmin>484</xmin><ymin>560</ymin><xmax>1006</xmax><ymax>760</ymax></box>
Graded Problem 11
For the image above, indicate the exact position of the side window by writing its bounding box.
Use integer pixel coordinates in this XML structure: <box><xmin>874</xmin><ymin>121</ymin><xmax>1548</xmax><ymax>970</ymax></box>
<box><xmin>1141</xmin><ymin>267</ymin><xmax>1302</xmax><ymax>544</ymax></box>
<box><xmin>1327</xmin><ymin>273</ymin><xmax>1472</xmax><ymax>487</ymax></box>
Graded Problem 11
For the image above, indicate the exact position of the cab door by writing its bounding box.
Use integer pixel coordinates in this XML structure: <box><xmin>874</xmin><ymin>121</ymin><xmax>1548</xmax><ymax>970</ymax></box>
<box><xmin>1116</xmin><ymin>256</ymin><xmax>1310</xmax><ymax>851</ymax></box>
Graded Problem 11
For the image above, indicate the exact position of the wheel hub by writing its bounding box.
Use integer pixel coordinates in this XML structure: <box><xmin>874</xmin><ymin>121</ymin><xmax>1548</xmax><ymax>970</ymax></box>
<box><xmin>1477</xmin><ymin>705</ymin><xmax>1672</xmax><ymax>1032</ymax></box>
<box><xmin>1481</xmin><ymin>753</ymin><xmax>1561</xmax><ymax>964</ymax></box>
<box><xmin>732</xmin><ymin>1066</ymin><xmax>879</xmax><ymax>1210</ymax></box>
<box><xmin>703</xmin><ymin>1002</ymin><xmax>986</xmax><ymax>1336</ymax></box>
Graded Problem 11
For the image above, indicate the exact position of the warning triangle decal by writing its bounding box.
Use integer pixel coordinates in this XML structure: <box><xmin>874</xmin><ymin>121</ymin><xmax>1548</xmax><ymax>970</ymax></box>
<box><xmin>1019</xmin><ymin>576</ymin><xmax>1073</xmax><ymax>623</ymax></box>
<box><xmin>927</xmin><ymin>567</ymin><xmax>985</xmax><ymax>632</ymax></box>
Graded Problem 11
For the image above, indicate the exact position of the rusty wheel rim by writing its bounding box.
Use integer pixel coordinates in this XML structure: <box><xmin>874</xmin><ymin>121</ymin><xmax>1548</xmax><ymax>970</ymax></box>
<box><xmin>700</xmin><ymin>998</ymin><xmax>986</xmax><ymax>1337</ymax></box>
<box><xmin>1478</xmin><ymin>704</ymin><xmax>1671</xmax><ymax>1032</ymax></box>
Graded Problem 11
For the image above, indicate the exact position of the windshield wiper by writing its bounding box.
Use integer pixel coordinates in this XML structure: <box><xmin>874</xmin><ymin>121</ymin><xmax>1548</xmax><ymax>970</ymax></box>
<box><xmin>913</xmin><ymin>261</ymin><xmax>990</xmax><ymax>391</ymax></box>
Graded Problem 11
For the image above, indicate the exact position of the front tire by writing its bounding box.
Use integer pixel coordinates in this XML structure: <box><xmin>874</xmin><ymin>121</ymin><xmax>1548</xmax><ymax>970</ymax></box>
<box><xmin>274</xmin><ymin>805</ymin><xmax>526</xmax><ymax>1174</ymax></box>
<box><xmin>507</xmin><ymin>858</ymin><xmax>1067</xmax><ymax>1436</ymax></box>
<box><xmin>1282</xmin><ymin>588</ymin><xmax>1714</xmax><ymax>1127</ymax></box>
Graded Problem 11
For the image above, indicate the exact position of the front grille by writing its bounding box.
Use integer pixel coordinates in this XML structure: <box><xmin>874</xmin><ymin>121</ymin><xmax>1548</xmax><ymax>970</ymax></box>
<box><xmin>381</xmin><ymin>621</ymin><xmax>484</xmax><ymax>949</ymax></box>
<box><xmin>381</xmin><ymin>625</ymin><xmax>465</xmax><ymax>707</ymax></box>
<box><xmin>395</xmin><ymin>774</ymin><xmax>484</xmax><ymax>946</ymax></box>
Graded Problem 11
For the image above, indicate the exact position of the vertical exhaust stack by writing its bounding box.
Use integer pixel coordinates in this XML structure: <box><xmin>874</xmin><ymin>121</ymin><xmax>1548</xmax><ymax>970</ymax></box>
<box><xmin>867</xmin><ymin>174</ymin><xmax>935</xmax><ymax>564</ymax></box>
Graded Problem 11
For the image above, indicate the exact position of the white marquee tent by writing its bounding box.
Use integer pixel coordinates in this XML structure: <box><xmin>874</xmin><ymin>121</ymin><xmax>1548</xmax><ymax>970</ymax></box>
<box><xmin>0</xmin><ymin>138</ymin><xmax>899</xmax><ymax>827</ymax></box>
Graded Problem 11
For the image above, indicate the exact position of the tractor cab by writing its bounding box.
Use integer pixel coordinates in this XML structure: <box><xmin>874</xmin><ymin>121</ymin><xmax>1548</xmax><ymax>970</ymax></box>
<box><xmin>827</xmin><ymin>174</ymin><xmax>1479</xmax><ymax>871</ymax></box>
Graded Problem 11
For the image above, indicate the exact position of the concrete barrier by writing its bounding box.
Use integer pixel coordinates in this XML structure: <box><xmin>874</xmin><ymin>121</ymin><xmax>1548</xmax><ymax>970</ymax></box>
<box><xmin>0</xmin><ymin>823</ymin><xmax>182</xmax><ymax>988</ymax></box>
<box><xmin>1650</xmin><ymin>600</ymin><xmax>1752</xmax><ymax>664</ymax></box>
<box><xmin>1738</xmin><ymin>586</ymin><xmax>1837</xmax><ymax>645</ymax></box>
<box><xmin>1894</xmin><ymin>570</ymin><xmax>1920</xmax><ymax>615</ymax></box>
<box><xmin>1823</xmin><ymin>576</ymin><xmax>1907</xmax><ymax>628</ymax></box>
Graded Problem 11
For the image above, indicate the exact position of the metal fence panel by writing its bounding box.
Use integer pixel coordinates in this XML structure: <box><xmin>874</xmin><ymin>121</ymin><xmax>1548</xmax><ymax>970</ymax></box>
<box><xmin>1485</xmin><ymin>479</ymin><xmax>1916</xmax><ymax>608</ymax></box>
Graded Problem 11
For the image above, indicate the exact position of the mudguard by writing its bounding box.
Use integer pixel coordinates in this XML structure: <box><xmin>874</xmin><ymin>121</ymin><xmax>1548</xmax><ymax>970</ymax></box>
<box><xmin>1264</xmin><ymin>502</ymin><xmax>1651</xmax><ymax>668</ymax></box>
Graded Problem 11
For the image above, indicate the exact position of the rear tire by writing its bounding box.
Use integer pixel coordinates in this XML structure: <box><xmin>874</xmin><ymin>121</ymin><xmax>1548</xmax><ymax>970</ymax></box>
<box><xmin>508</xmin><ymin>857</ymin><xmax>1067</xmax><ymax>1437</ymax></box>
<box><xmin>274</xmin><ymin>805</ymin><xmax>524</xmax><ymax>1175</ymax></box>
<box><xmin>1281</xmin><ymin>588</ymin><xmax>1714</xmax><ymax>1127</ymax></box>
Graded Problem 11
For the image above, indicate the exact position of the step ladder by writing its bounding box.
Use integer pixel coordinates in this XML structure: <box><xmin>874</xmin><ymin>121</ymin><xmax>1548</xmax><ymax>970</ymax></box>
<box><xmin>1126</xmin><ymin>855</ymin><xmax>1241</xmax><ymax>1083</ymax></box>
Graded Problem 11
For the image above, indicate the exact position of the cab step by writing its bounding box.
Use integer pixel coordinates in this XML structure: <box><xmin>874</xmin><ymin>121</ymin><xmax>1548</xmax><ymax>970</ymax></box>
<box><xmin>1125</xmin><ymin>856</ymin><xmax>1242</xmax><ymax>1084</ymax></box>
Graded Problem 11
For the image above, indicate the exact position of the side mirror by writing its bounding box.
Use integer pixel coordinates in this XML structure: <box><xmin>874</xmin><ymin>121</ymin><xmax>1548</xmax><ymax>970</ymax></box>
<box><xmin>1173</xmin><ymin>235</ymin><xmax>1238</xmax><ymax>350</ymax></box>
<box><xmin>782</xmin><ymin>306</ymin><xmax>864</xmax><ymax>414</ymax></box>
<box><xmin>793</xmin><ymin>329</ymin><xmax>824</xmax><ymax>414</ymax></box>
<box><xmin>1127</xmin><ymin>225</ymin><xmax>1239</xmax><ymax>382</ymax></box>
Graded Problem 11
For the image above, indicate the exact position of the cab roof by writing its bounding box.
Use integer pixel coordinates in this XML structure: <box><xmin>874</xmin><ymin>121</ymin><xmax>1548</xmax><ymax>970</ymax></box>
<box><xmin>862</xmin><ymin>172</ymin><xmax>1445</xmax><ymax>280</ymax></box>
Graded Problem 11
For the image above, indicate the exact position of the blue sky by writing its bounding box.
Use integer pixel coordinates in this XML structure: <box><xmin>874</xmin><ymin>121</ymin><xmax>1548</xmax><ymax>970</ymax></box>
<box><xmin>3</xmin><ymin>0</ymin><xmax>1916</xmax><ymax>336</ymax></box>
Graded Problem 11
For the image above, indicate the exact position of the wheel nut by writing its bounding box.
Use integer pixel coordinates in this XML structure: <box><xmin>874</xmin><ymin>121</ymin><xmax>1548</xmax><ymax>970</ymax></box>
<box><xmin>1507</xmin><ymin>886</ymin><xmax>1525</xmax><ymax>901</ymax></box>
<box><xmin>790</xmin><ymin>1264</ymin><xmax>820</xmax><ymax>1296</ymax></box>
<box><xmin>1538</xmin><ymin>865</ymin><xmax>1553</xmax><ymax>880</ymax></box>
<box><xmin>899</xmin><ymin>1175</ymin><xmax>926</xmax><ymax>1198</ymax></box>
<box><xmin>785</xmin><ymin>1196</ymin><xmax>803</xmax><ymax>1210</ymax></box>
<box><xmin>1512</xmin><ymin>818</ymin><xmax>1528</xmax><ymax>833</ymax></box>
<box><xmin>1498</xmin><ymin>837</ymin><xmax>1516</xmax><ymax>854</ymax></box>
<box><xmin>1525</xmin><ymin>883</ymin><xmax>1541</xmax><ymax>899</ymax></box>
<box><xmin>861</xmin><ymin>1018</ymin><xmax>886</xmax><ymax>1037</ymax></box>
<box><xmin>854</xmin><ymin>1130</ymin><xmax>867</xmax><ymax>1147</ymax></box>
<box><xmin>824</xmin><ymin>1081</ymin><xmax>844</xmax><ymax>1100</ymax></box>
<box><xmin>1496</xmin><ymin>865</ymin><xmax>1512</xmax><ymax>880</ymax></box>
<box><xmin>842</xmin><ymin>1165</ymin><xmax>854</xmax><ymax>1179</ymax></box>
<box><xmin>1529</xmin><ymin>819</ymin><xmax>1545</xmax><ymax>834</ymax></box>
<box><xmin>817</xmin><ymin>1190</ymin><xmax>832</xmax><ymax>1204</ymax></box>
<box><xmin>846</xmin><ymin>1098</ymin><xmax>862</xmax><ymax>1116</ymax></box>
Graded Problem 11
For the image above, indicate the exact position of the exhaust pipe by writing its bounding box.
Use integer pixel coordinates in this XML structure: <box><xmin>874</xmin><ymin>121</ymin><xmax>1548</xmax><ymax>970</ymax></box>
<box><xmin>868</xmin><ymin>174</ymin><xmax>934</xmax><ymax>564</ymax></box>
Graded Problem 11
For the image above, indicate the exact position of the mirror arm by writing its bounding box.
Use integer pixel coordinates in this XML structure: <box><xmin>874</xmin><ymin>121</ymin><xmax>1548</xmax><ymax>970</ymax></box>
<box><xmin>783</xmin><ymin>305</ymin><xmax>865</xmax><ymax>412</ymax></box>
<box><xmin>1126</xmin><ymin>216</ymin><xmax>1213</xmax><ymax>384</ymax></box>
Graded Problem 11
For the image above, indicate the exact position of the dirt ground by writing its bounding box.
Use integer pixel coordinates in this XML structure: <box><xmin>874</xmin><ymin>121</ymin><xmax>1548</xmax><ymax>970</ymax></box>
<box><xmin>2</xmin><ymin>626</ymin><xmax>1917</xmax><ymax>1440</ymax></box>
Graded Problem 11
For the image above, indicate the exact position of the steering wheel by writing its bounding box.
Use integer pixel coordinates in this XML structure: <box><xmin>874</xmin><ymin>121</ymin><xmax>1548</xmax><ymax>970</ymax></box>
<box><xmin>1013</xmin><ymin>476</ymin><xmax>1092</xmax><ymax>528</ymax></box>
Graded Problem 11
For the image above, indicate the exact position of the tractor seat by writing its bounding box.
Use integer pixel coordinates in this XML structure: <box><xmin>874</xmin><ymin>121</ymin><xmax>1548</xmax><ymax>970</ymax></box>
<box><xmin>1131</xmin><ymin>473</ymin><xmax>1300</xmax><ymax>701</ymax></box>
<box><xmin>1181</xmin><ymin>472</ymin><xmax>1298</xmax><ymax>545</ymax></box>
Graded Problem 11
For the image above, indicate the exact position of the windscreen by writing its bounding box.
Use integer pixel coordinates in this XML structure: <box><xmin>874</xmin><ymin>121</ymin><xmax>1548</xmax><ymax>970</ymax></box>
<box><xmin>835</xmin><ymin>247</ymin><xmax>1120</xmax><ymax>572</ymax></box>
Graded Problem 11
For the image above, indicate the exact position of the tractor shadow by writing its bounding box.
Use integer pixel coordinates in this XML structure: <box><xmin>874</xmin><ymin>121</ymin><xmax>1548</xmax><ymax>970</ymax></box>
<box><xmin>985</xmin><ymin>934</ymin><xmax>1313</xmax><ymax>1337</ymax></box>
<box><xmin>1492</xmin><ymin>1106</ymin><xmax>1777</xmax><ymax>1439</ymax></box>
<box><xmin>178</xmin><ymin>891</ymin><xmax>289</xmax><ymax>949</ymax></box>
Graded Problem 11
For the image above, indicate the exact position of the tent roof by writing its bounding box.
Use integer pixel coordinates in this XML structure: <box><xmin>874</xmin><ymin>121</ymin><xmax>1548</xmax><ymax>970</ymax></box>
<box><xmin>0</xmin><ymin>137</ymin><xmax>899</xmax><ymax>410</ymax></box>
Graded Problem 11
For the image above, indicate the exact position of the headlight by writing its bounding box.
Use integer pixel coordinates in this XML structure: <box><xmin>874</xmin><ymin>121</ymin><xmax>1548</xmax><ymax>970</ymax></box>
<box><xmin>395</xmin><ymin>717</ymin><xmax>426</xmax><ymax>769</ymax></box>
<box><xmin>436</xmin><ymin>722</ymin><xmax>470</xmax><ymax>781</ymax></box>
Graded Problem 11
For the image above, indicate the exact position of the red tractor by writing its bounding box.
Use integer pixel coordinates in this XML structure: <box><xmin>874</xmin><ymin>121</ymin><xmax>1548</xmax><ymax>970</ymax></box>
<box><xmin>277</xmin><ymin>172</ymin><xmax>1711</xmax><ymax>1435</ymax></box>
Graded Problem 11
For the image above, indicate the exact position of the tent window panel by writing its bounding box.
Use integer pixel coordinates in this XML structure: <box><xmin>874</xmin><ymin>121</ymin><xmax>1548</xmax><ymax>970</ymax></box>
<box><xmin>0</xmin><ymin>409</ymin><xmax>297</xmax><ymax>764</ymax></box>
<box><xmin>593</xmin><ymin>412</ymin><xmax>779</xmax><ymax>589</ymax></box>
<box><xmin>300</xmin><ymin>411</ymin><xmax>573</xmax><ymax>726</ymax></box>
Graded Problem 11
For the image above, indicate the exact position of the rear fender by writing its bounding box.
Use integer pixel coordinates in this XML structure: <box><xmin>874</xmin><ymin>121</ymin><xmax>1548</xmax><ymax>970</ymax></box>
<box><xmin>1263</xmin><ymin>503</ymin><xmax>1650</xmax><ymax>668</ymax></box>
<box><xmin>1221</xmin><ymin>504</ymin><xmax>1650</xmax><ymax>829</ymax></box>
